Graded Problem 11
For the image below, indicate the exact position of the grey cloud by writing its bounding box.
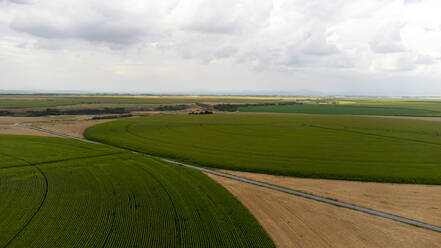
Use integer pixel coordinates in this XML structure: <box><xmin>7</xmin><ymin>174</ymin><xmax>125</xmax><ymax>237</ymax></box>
<box><xmin>301</xmin><ymin>34</ymin><xmax>338</xmax><ymax>56</ymax></box>
<box><xmin>2</xmin><ymin>0</ymin><xmax>441</xmax><ymax>94</ymax></box>
<box><xmin>4</xmin><ymin>0</ymin><xmax>33</xmax><ymax>4</ymax></box>
<box><xmin>392</xmin><ymin>55</ymin><xmax>416</xmax><ymax>71</ymax></box>
<box><xmin>13</xmin><ymin>24</ymin><xmax>146</xmax><ymax>45</ymax></box>
<box><xmin>404</xmin><ymin>0</ymin><xmax>423</xmax><ymax>4</ymax></box>
<box><xmin>214</xmin><ymin>46</ymin><xmax>237</xmax><ymax>59</ymax></box>
<box><xmin>415</xmin><ymin>54</ymin><xmax>436</xmax><ymax>65</ymax></box>
<box><xmin>176</xmin><ymin>0</ymin><xmax>273</xmax><ymax>35</ymax></box>
<box><xmin>369</xmin><ymin>24</ymin><xmax>405</xmax><ymax>54</ymax></box>
<box><xmin>11</xmin><ymin>16</ymin><xmax>148</xmax><ymax>45</ymax></box>
<box><xmin>369</xmin><ymin>39</ymin><xmax>404</xmax><ymax>54</ymax></box>
<box><xmin>8</xmin><ymin>1</ymin><xmax>173</xmax><ymax>45</ymax></box>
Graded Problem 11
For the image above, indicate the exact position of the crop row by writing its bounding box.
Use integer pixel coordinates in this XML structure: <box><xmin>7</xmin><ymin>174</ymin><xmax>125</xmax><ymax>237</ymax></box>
<box><xmin>0</xmin><ymin>135</ymin><xmax>274</xmax><ymax>247</ymax></box>
<box><xmin>0</xmin><ymin>166</ymin><xmax>46</xmax><ymax>247</ymax></box>
<box><xmin>0</xmin><ymin>135</ymin><xmax>119</xmax><ymax>168</ymax></box>
<box><xmin>85</xmin><ymin>114</ymin><xmax>441</xmax><ymax>184</ymax></box>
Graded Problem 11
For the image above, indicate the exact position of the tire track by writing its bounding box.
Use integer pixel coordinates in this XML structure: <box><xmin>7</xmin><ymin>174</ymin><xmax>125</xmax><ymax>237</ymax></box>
<box><xmin>133</xmin><ymin>163</ymin><xmax>182</xmax><ymax>247</ymax></box>
<box><xmin>0</xmin><ymin>152</ymin><xmax>124</xmax><ymax>171</ymax></box>
<box><xmin>2</xmin><ymin>166</ymin><xmax>48</xmax><ymax>248</ymax></box>
<box><xmin>306</xmin><ymin>124</ymin><xmax>441</xmax><ymax>147</ymax></box>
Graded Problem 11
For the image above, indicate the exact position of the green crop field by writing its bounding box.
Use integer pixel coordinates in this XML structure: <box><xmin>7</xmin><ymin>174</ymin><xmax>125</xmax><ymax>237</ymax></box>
<box><xmin>85</xmin><ymin>114</ymin><xmax>441</xmax><ymax>184</ymax></box>
<box><xmin>0</xmin><ymin>95</ymin><xmax>296</xmax><ymax>109</ymax></box>
<box><xmin>238</xmin><ymin>104</ymin><xmax>441</xmax><ymax>116</ymax></box>
<box><xmin>0</xmin><ymin>135</ymin><xmax>274</xmax><ymax>248</ymax></box>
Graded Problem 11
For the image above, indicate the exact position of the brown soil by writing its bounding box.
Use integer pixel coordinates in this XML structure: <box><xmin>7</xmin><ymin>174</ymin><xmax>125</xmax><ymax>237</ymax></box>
<box><xmin>0</xmin><ymin>116</ymin><xmax>114</xmax><ymax>138</ymax></box>
<box><xmin>219</xmin><ymin>170</ymin><xmax>441</xmax><ymax>227</ymax></box>
<box><xmin>208</xmin><ymin>173</ymin><xmax>441</xmax><ymax>248</ymax></box>
<box><xmin>0</xmin><ymin>117</ymin><xmax>56</xmax><ymax>137</ymax></box>
<box><xmin>34</xmin><ymin>118</ymin><xmax>111</xmax><ymax>138</ymax></box>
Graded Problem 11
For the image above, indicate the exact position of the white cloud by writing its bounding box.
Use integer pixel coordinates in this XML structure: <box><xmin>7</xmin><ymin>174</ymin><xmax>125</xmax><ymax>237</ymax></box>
<box><xmin>369</xmin><ymin>22</ymin><xmax>405</xmax><ymax>54</ymax></box>
<box><xmin>1</xmin><ymin>0</ymin><xmax>441</xmax><ymax>95</ymax></box>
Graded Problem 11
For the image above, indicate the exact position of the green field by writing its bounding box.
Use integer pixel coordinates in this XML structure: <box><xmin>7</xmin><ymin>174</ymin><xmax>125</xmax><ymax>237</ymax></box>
<box><xmin>0</xmin><ymin>135</ymin><xmax>274</xmax><ymax>247</ymax></box>
<box><xmin>238</xmin><ymin>104</ymin><xmax>441</xmax><ymax>116</ymax></box>
<box><xmin>85</xmin><ymin>114</ymin><xmax>441</xmax><ymax>184</ymax></box>
<box><xmin>0</xmin><ymin>95</ymin><xmax>295</xmax><ymax>109</ymax></box>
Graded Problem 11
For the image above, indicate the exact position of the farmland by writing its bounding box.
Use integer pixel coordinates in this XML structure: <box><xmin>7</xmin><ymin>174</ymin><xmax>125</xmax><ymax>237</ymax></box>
<box><xmin>238</xmin><ymin>103</ymin><xmax>441</xmax><ymax>116</ymax></box>
<box><xmin>0</xmin><ymin>134</ymin><xmax>274</xmax><ymax>247</ymax></box>
<box><xmin>220</xmin><ymin>170</ymin><xmax>441</xmax><ymax>227</ymax></box>
<box><xmin>3</xmin><ymin>94</ymin><xmax>441</xmax><ymax>247</ymax></box>
<box><xmin>0</xmin><ymin>95</ymin><xmax>298</xmax><ymax>110</ymax></box>
<box><xmin>209</xmin><ymin>173</ymin><xmax>441</xmax><ymax>248</ymax></box>
<box><xmin>3</xmin><ymin>94</ymin><xmax>441</xmax><ymax>119</ymax></box>
<box><xmin>85</xmin><ymin>114</ymin><xmax>441</xmax><ymax>184</ymax></box>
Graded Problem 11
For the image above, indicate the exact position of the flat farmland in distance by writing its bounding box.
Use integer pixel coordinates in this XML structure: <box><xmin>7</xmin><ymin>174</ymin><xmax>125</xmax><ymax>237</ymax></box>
<box><xmin>0</xmin><ymin>135</ymin><xmax>274</xmax><ymax>248</ymax></box>
<box><xmin>85</xmin><ymin>114</ymin><xmax>441</xmax><ymax>184</ymax></box>
<box><xmin>238</xmin><ymin>104</ymin><xmax>441</xmax><ymax>116</ymax></box>
<box><xmin>0</xmin><ymin>94</ymin><xmax>300</xmax><ymax>109</ymax></box>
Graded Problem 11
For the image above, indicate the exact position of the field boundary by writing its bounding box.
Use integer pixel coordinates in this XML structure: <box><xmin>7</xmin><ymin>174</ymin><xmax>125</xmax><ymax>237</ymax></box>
<box><xmin>15</xmin><ymin>122</ymin><xmax>441</xmax><ymax>233</ymax></box>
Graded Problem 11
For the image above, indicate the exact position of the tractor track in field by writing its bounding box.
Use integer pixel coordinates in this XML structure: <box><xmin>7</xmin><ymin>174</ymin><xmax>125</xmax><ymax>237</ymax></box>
<box><xmin>0</xmin><ymin>152</ymin><xmax>124</xmax><ymax>171</ymax></box>
<box><xmin>14</xmin><ymin>122</ymin><xmax>441</xmax><ymax>234</ymax></box>
<box><xmin>2</xmin><ymin>164</ymin><xmax>48</xmax><ymax>248</ymax></box>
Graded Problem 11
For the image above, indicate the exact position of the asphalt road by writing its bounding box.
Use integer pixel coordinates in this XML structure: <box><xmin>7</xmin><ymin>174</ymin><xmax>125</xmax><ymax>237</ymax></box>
<box><xmin>15</xmin><ymin>122</ymin><xmax>441</xmax><ymax>233</ymax></box>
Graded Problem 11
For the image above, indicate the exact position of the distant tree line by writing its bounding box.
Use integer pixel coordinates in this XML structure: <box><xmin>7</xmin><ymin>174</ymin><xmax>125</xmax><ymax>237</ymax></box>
<box><xmin>0</xmin><ymin>107</ymin><xmax>128</xmax><ymax>117</ymax></box>
<box><xmin>213</xmin><ymin>101</ymin><xmax>303</xmax><ymax>112</ymax></box>
<box><xmin>195</xmin><ymin>103</ymin><xmax>211</xmax><ymax>109</ymax></box>
<box><xmin>155</xmin><ymin>105</ymin><xmax>190</xmax><ymax>111</ymax></box>
<box><xmin>188</xmin><ymin>110</ymin><xmax>213</xmax><ymax>115</ymax></box>
<box><xmin>91</xmin><ymin>114</ymin><xmax>133</xmax><ymax>120</ymax></box>
<box><xmin>0</xmin><ymin>110</ymin><xmax>12</xmax><ymax>116</ymax></box>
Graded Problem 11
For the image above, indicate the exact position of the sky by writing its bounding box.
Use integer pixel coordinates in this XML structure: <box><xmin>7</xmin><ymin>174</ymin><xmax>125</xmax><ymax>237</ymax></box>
<box><xmin>1</xmin><ymin>0</ymin><xmax>441</xmax><ymax>95</ymax></box>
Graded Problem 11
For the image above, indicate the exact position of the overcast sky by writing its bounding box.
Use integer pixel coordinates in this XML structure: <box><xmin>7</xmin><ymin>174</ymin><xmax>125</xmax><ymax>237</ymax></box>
<box><xmin>1</xmin><ymin>0</ymin><xmax>441</xmax><ymax>95</ymax></box>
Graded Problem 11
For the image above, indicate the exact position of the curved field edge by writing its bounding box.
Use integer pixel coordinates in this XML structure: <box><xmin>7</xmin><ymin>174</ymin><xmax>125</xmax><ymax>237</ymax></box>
<box><xmin>84</xmin><ymin>114</ymin><xmax>441</xmax><ymax>185</ymax></box>
<box><xmin>0</xmin><ymin>135</ymin><xmax>275</xmax><ymax>248</ymax></box>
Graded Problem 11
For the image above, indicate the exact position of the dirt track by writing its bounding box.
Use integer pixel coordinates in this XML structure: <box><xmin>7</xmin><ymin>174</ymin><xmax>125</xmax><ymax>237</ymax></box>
<box><xmin>208</xmin><ymin>173</ymin><xmax>441</xmax><ymax>248</ymax></box>
<box><xmin>0</xmin><ymin>117</ymin><xmax>56</xmax><ymax>137</ymax></box>
<box><xmin>0</xmin><ymin>116</ymin><xmax>112</xmax><ymax>138</ymax></box>
<box><xmin>34</xmin><ymin>118</ymin><xmax>110</xmax><ymax>138</ymax></box>
<box><xmin>221</xmin><ymin>170</ymin><xmax>441</xmax><ymax>227</ymax></box>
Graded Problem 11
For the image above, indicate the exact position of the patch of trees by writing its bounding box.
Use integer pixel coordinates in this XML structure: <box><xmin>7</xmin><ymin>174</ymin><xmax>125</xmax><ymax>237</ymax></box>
<box><xmin>195</xmin><ymin>103</ymin><xmax>211</xmax><ymax>109</ymax></box>
<box><xmin>189</xmin><ymin>110</ymin><xmax>213</xmax><ymax>115</ymax></box>
<box><xmin>213</xmin><ymin>101</ymin><xmax>303</xmax><ymax>112</ymax></box>
<box><xmin>0</xmin><ymin>110</ymin><xmax>12</xmax><ymax>116</ymax></box>
<box><xmin>213</xmin><ymin>104</ymin><xmax>240</xmax><ymax>112</ymax></box>
<box><xmin>155</xmin><ymin>105</ymin><xmax>190</xmax><ymax>111</ymax></box>
<box><xmin>23</xmin><ymin>107</ymin><xmax>128</xmax><ymax>117</ymax></box>
<box><xmin>91</xmin><ymin>114</ymin><xmax>133</xmax><ymax>120</ymax></box>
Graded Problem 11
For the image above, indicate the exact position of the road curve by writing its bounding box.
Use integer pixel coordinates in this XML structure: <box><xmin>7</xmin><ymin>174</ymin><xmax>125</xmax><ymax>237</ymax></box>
<box><xmin>15</xmin><ymin>122</ymin><xmax>441</xmax><ymax>233</ymax></box>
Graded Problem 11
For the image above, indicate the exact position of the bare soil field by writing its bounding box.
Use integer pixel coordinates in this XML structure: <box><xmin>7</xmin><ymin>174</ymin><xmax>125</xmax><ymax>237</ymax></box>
<box><xmin>220</xmin><ymin>170</ymin><xmax>441</xmax><ymax>227</ymax></box>
<box><xmin>208</xmin><ymin>173</ymin><xmax>441</xmax><ymax>248</ymax></box>
<box><xmin>34</xmin><ymin>118</ymin><xmax>112</xmax><ymax>138</ymax></box>
<box><xmin>0</xmin><ymin>116</ymin><xmax>56</xmax><ymax>136</ymax></box>
<box><xmin>0</xmin><ymin>116</ymin><xmax>114</xmax><ymax>138</ymax></box>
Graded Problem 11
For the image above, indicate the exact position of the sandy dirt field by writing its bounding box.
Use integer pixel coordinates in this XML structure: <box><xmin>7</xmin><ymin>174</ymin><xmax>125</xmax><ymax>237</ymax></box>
<box><xmin>219</xmin><ymin>170</ymin><xmax>441</xmax><ymax>227</ymax></box>
<box><xmin>34</xmin><ymin>118</ymin><xmax>111</xmax><ymax>138</ymax></box>
<box><xmin>208</xmin><ymin>173</ymin><xmax>441</xmax><ymax>248</ymax></box>
<box><xmin>0</xmin><ymin>116</ymin><xmax>112</xmax><ymax>138</ymax></box>
<box><xmin>0</xmin><ymin>117</ymin><xmax>57</xmax><ymax>137</ymax></box>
